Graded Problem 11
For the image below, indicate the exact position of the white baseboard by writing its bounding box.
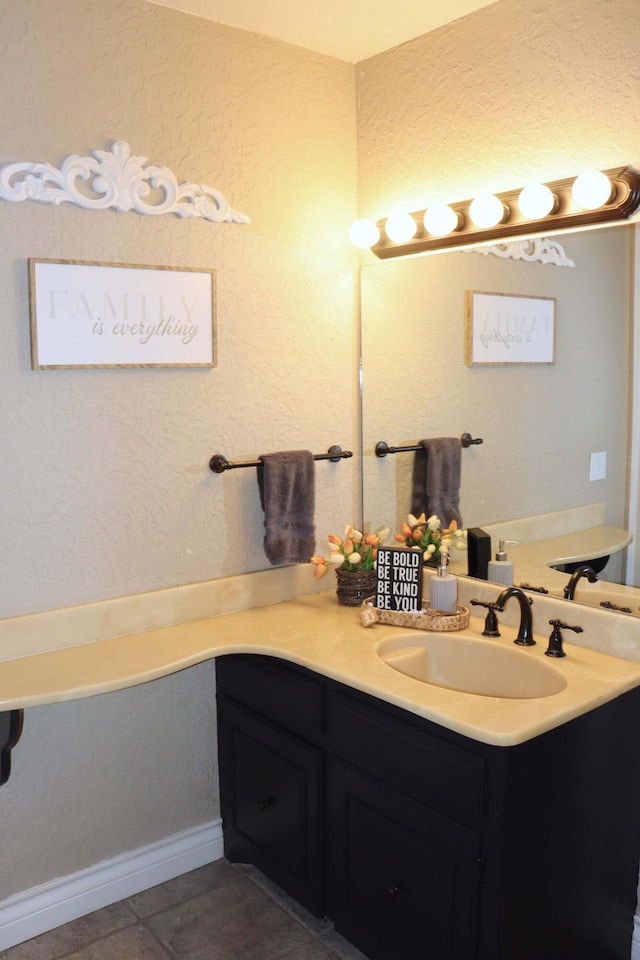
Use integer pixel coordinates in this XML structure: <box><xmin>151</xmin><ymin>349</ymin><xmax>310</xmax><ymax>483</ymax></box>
<box><xmin>0</xmin><ymin>819</ymin><xmax>223</xmax><ymax>951</ymax></box>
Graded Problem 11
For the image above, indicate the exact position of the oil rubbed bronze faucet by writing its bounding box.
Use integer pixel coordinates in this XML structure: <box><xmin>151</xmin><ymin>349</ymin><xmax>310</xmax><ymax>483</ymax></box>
<box><xmin>563</xmin><ymin>563</ymin><xmax>598</xmax><ymax>600</ymax></box>
<box><xmin>494</xmin><ymin>586</ymin><xmax>535</xmax><ymax>646</ymax></box>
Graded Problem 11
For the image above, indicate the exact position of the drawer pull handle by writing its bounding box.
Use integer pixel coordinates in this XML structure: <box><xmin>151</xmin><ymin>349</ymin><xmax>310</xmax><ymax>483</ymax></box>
<box><xmin>384</xmin><ymin>884</ymin><xmax>401</xmax><ymax>898</ymax></box>
<box><xmin>258</xmin><ymin>797</ymin><xmax>275</xmax><ymax>811</ymax></box>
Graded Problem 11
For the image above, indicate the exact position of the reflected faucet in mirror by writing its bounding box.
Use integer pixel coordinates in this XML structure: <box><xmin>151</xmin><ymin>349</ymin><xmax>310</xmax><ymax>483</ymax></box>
<box><xmin>563</xmin><ymin>564</ymin><xmax>598</xmax><ymax>600</ymax></box>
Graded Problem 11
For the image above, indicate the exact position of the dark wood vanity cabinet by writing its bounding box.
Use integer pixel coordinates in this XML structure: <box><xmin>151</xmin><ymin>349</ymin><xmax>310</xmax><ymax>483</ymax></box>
<box><xmin>216</xmin><ymin>654</ymin><xmax>640</xmax><ymax>960</ymax></box>
<box><xmin>216</xmin><ymin>654</ymin><xmax>325</xmax><ymax>915</ymax></box>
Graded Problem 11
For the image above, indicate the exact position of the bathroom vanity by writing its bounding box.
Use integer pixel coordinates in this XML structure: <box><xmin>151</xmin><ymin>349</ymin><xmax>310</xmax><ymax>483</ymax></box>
<box><xmin>3</xmin><ymin>583</ymin><xmax>640</xmax><ymax>957</ymax></box>
<box><xmin>217</xmin><ymin>650</ymin><xmax>640</xmax><ymax>960</ymax></box>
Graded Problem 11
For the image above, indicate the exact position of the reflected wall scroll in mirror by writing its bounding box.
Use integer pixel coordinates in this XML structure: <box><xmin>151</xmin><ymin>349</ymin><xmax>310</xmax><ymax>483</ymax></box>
<box><xmin>360</xmin><ymin>223</ymin><xmax>637</xmax><ymax>613</ymax></box>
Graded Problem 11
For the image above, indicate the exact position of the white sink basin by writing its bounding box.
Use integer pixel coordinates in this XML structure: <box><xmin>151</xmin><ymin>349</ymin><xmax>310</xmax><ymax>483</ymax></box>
<box><xmin>377</xmin><ymin>633</ymin><xmax>567</xmax><ymax>699</ymax></box>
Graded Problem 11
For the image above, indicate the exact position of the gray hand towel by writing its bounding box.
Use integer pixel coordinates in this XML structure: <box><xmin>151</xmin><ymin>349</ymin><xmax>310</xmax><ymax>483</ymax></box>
<box><xmin>411</xmin><ymin>438</ymin><xmax>463</xmax><ymax>528</ymax></box>
<box><xmin>257</xmin><ymin>451</ymin><xmax>316</xmax><ymax>565</ymax></box>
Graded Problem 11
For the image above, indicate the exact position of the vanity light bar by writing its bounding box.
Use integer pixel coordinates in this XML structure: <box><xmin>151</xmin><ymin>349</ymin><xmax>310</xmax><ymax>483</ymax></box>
<box><xmin>364</xmin><ymin>166</ymin><xmax>640</xmax><ymax>259</ymax></box>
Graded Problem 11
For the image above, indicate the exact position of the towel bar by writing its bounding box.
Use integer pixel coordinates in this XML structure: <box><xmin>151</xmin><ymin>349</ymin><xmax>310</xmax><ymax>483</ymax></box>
<box><xmin>209</xmin><ymin>445</ymin><xmax>353</xmax><ymax>474</ymax></box>
<box><xmin>375</xmin><ymin>434</ymin><xmax>483</xmax><ymax>457</ymax></box>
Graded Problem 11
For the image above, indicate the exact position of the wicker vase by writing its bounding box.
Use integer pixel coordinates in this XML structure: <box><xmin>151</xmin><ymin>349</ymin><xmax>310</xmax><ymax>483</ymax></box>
<box><xmin>335</xmin><ymin>567</ymin><xmax>377</xmax><ymax>606</ymax></box>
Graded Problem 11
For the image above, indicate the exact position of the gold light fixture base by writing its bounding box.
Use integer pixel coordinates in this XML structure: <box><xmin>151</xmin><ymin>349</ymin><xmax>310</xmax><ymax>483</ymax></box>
<box><xmin>371</xmin><ymin>166</ymin><xmax>640</xmax><ymax>259</ymax></box>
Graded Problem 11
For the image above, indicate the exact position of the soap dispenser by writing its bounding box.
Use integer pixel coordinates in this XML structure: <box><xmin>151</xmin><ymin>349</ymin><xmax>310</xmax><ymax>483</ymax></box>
<box><xmin>487</xmin><ymin>540</ymin><xmax>515</xmax><ymax>586</ymax></box>
<box><xmin>429</xmin><ymin>550</ymin><xmax>458</xmax><ymax>613</ymax></box>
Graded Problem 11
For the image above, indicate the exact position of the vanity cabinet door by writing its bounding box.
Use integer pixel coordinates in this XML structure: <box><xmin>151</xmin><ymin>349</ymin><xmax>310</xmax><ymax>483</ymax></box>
<box><xmin>327</xmin><ymin>759</ymin><xmax>480</xmax><ymax>960</ymax></box>
<box><xmin>217</xmin><ymin>696</ymin><xmax>324</xmax><ymax>916</ymax></box>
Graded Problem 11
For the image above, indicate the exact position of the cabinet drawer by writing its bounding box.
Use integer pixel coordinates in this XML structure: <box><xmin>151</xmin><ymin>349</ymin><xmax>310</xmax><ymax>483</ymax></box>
<box><xmin>329</xmin><ymin>687</ymin><xmax>485</xmax><ymax>824</ymax></box>
<box><xmin>327</xmin><ymin>760</ymin><xmax>479</xmax><ymax>960</ymax></box>
<box><xmin>218</xmin><ymin>696</ymin><xmax>324</xmax><ymax>915</ymax></box>
<box><xmin>216</xmin><ymin>654</ymin><xmax>324</xmax><ymax>744</ymax></box>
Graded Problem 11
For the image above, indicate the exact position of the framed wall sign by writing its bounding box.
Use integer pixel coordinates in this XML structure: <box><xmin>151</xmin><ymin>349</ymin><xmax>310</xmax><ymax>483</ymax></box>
<box><xmin>28</xmin><ymin>259</ymin><xmax>216</xmax><ymax>369</ymax></box>
<box><xmin>465</xmin><ymin>290</ymin><xmax>556</xmax><ymax>365</ymax></box>
<box><xmin>375</xmin><ymin>547</ymin><xmax>423</xmax><ymax>613</ymax></box>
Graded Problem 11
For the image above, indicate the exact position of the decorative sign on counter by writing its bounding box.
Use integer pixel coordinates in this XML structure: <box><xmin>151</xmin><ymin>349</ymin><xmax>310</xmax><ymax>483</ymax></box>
<box><xmin>465</xmin><ymin>290</ymin><xmax>556</xmax><ymax>365</ymax></box>
<box><xmin>28</xmin><ymin>259</ymin><xmax>215</xmax><ymax>369</ymax></box>
<box><xmin>375</xmin><ymin>547</ymin><xmax>423</xmax><ymax>612</ymax></box>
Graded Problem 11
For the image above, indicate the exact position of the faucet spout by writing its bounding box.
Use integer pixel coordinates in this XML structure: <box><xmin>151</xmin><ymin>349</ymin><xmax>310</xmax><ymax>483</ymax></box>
<box><xmin>494</xmin><ymin>586</ymin><xmax>535</xmax><ymax>646</ymax></box>
<box><xmin>563</xmin><ymin>563</ymin><xmax>598</xmax><ymax>600</ymax></box>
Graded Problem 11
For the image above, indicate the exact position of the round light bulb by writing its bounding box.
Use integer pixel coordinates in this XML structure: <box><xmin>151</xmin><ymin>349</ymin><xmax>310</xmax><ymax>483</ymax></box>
<box><xmin>349</xmin><ymin>218</ymin><xmax>380</xmax><ymax>249</ymax></box>
<box><xmin>571</xmin><ymin>170</ymin><xmax>612</xmax><ymax>210</ymax></box>
<box><xmin>469</xmin><ymin>193</ymin><xmax>505</xmax><ymax>228</ymax></box>
<box><xmin>384</xmin><ymin>212</ymin><xmax>417</xmax><ymax>243</ymax></box>
<box><xmin>517</xmin><ymin>183</ymin><xmax>555</xmax><ymax>219</ymax></box>
<box><xmin>423</xmin><ymin>203</ymin><xmax>458</xmax><ymax>237</ymax></box>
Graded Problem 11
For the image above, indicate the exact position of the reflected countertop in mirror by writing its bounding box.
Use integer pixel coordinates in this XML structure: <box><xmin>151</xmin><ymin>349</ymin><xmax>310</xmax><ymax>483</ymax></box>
<box><xmin>450</xmin><ymin>522</ymin><xmax>635</xmax><ymax>611</ymax></box>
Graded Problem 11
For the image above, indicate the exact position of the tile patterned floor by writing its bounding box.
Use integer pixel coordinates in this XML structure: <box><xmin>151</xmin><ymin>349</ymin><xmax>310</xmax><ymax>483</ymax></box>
<box><xmin>0</xmin><ymin>861</ymin><xmax>370</xmax><ymax>960</ymax></box>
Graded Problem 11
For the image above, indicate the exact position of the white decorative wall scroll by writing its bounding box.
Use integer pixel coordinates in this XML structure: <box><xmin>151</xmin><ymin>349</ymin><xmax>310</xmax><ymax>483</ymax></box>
<box><xmin>465</xmin><ymin>237</ymin><xmax>575</xmax><ymax>267</ymax></box>
<box><xmin>0</xmin><ymin>141</ymin><xmax>250</xmax><ymax>224</ymax></box>
<box><xmin>465</xmin><ymin>290</ymin><xmax>556</xmax><ymax>365</ymax></box>
<box><xmin>29</xmin><ymin>259</ymin><xmax>216</xmax><ymax>369</ymax></box>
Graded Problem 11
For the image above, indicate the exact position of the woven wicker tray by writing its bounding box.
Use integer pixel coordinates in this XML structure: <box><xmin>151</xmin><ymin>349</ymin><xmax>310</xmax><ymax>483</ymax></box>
<box><xmin>360</xmin><ymin>597</ymin><xmax>470</xmax><ymax>631</ymax></box>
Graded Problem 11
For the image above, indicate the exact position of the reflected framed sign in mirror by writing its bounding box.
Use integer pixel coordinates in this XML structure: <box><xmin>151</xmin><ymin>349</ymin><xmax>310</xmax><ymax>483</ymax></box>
<box><xmin>465</xmin><ymin>290</ymin><xmax>556</xmax><ymax>365</ymax></box>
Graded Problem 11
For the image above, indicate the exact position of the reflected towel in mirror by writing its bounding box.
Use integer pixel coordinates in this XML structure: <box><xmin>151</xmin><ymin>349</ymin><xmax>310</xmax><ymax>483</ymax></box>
<box><xmin>411</xmin><ymin>438</ymin><xmax>463</xmax><ymax>528</ymax></box>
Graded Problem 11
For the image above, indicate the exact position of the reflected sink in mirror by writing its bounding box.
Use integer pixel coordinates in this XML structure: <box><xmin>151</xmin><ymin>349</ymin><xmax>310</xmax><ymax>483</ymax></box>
<box><xmin>377</xmin><ymin>633</ymin><xmax>567</xmax><ymax>699</ymax></box>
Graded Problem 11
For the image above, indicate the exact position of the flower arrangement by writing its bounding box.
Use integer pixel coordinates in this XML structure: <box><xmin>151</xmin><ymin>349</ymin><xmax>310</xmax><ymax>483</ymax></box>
<box><xmin>310</xmin><ymin>524</ymin><xmax>390</xmax><ymax>579</ymax></box>
<box><xmin>394</xmin><ymin>513</ymin><xmax>467</xmax><ymax>563</ymax></box>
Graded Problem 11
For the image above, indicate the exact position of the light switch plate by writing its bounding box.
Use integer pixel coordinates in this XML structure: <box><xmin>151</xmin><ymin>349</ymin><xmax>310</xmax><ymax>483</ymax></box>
<box><xmin>589</xmin><ymin>451</ymin><xmax>607</xmax><ymax>481</ymax></box>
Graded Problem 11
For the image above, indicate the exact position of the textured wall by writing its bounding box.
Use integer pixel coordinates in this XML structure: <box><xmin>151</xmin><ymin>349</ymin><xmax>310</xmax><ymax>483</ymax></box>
<box><xmin>356</xmin><ymin>0</ymin><xmax>639</xmax><ymax>539</ymax></box>
<box><xmin>0</xmin><ymin>662</ymin><xmax>218</xmax><ymax>896</ymax></box>
<box><xmin>0</xmin><ymin>0</ymin><xmax>358</xmax><ymax>621</ymax></box>
<box><xmin>0</xmin><ymin>0</ymin><xmax>357</xmax><ymax>899</ymax></box>
<box><xmin>355</xmin><ymin>0</ymin><xmax>640</xmax><ymax>217</ymax></box>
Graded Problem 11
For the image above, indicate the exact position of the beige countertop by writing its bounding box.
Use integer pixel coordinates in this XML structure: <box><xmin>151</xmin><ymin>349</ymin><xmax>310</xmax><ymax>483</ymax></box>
<box><xmin>3</xmin><ymin>587</ymin><xmax>640</xmax><ymax>748</ymax></box>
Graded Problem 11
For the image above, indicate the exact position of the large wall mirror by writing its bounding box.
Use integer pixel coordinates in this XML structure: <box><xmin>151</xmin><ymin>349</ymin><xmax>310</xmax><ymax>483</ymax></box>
<box><xmin>360</xmin><ymin>223</ymin><xmax>637</xmax><ymax>610</ymax></box>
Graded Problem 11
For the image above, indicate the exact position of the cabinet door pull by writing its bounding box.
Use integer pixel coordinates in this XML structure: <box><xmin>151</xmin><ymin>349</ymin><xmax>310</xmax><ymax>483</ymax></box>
<box><xmin>384</xmin><ymin>883</ymin><xmax>401</xmax><ymax>898</ymax></box>
<box><xmin>258</xmin><ymin>797</ymin><xmax>275</xmax><ymax>811</ymax></box>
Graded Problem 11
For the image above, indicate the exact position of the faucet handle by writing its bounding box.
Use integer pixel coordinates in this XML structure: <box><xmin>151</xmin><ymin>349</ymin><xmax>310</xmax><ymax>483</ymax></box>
<box><xmin>545</xmin><ymin>619</ymin><xmax>584</xmax><ymax>658</ymax></box>
<box><xmin>470</xmin><ymin>599</ymin><xmax>501</xmax><ymax>637</ymax></box>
